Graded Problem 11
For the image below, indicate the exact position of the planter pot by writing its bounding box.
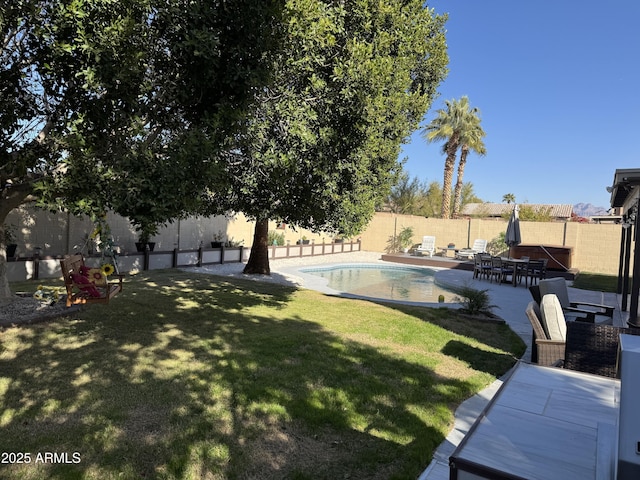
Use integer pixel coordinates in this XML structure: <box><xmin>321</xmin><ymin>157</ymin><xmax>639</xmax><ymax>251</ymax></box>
<box><xmin>296</xmin><ymin>240</ymin><xmax>310</xmax><ymax>245</ymax></box>
<box><xmin>334</xmin><ymin>239</ymin><xmax>344</xmax><ymax>243</ymax></box>
<box><xmin>147</xmin><ymin>242</ymin><xmax>156</xmax><ymax>252</ymax></box>
<box><xmin>6</xmin><ymin>244</ymin><xmax>17</xmax><ymax>258</ymax></box>
<box><xmin>211</xmin><ymin>241</ymin><xmax>223</xmax><ymax>248</ymax></box>
<box><xmin>135</xmin><ymin>242</ymin><xmax>147</xmax><ymax>252</ymax></box>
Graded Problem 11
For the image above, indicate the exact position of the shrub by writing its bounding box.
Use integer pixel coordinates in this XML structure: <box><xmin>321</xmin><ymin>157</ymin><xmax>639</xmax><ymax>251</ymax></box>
<box><xmin>486</xmin><ymin>232</ymin><xmax>507</xmax><ymax>256</ymax></box>
<box><xmin>453</xmin><ymin>284</ymin><xmax>498</xmax><ymax>315</ymax></box>
<box><xmin>385</xmin><ymin>226</ymin><xmax>414</xmax><ymax>253</ymax></box>
<box><xmin>268</xmin><ymin>230</ymin><xmax>285</xmax><ymax>246</ymax></box>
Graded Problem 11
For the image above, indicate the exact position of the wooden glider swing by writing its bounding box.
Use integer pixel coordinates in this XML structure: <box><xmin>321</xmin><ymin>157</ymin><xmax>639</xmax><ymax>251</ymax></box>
<box><xmin>60</xmin><ymin>254</ymin><xmax>124</xmax><ymax>307</ymax></box>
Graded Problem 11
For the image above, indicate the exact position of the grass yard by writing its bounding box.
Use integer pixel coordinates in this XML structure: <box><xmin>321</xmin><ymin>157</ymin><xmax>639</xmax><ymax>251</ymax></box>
<box><xmin>572</xmin><ymin>271</ymin><xmax>618</xmax><ymax>293</ymax></box>
<box><xmin>1</xmin><ymin>270</ymin><xmax>525</xmax><ymax>480</ymax></box>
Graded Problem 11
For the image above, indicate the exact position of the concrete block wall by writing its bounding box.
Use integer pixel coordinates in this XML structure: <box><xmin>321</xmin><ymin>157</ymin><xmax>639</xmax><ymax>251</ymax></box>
<box><xmin>362</xmin><ymin>212</ymin><xmax>623</xmax><ymax>275</ymax></box>
<box><xmin>4</xmin><ymin>207</ymin><xmax>625</xmax><ymax>276</ymax></box>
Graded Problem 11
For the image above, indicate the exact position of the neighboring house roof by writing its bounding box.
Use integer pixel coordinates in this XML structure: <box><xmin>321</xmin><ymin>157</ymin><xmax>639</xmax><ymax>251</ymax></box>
<box><xmin>461</xmin><ymin>203</ymin><xmax>574</xmax><ymax>219</ymax></box>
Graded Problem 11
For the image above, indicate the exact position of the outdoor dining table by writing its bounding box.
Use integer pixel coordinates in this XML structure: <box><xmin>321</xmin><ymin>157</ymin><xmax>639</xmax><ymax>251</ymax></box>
<box><xmin>499</xmin><ymin>257</ymin><xmax>529</xmax><ymax>287</ymax></box>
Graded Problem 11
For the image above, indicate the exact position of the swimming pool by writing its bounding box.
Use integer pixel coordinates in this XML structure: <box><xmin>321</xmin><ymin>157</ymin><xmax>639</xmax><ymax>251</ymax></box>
<box><xmin>299</xmin><ymin>264</ymin><xmax>458</xmax><ymax>304</ymax></box>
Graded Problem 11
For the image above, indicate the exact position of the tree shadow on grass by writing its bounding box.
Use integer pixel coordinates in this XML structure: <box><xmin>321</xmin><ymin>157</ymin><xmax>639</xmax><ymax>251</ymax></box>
<box><xmin>441</xmin><ymin>340</ymin><xmax>517</xmax><ymax>377</ymax></box>
<box><xmin>0</xmin><ymin>271</ymin><xmax>513</xmax><ymax>479</ymax></box>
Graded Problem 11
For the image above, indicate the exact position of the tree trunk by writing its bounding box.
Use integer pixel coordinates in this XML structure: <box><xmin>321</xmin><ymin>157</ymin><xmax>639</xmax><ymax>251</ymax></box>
<box><xmin>441</xmin><ymin>138</ymin><xmax>458</xmax><ymax>219</ymax></box>
<box><xmin>0</xmin><ymin>257</ymin><xmax>11</xmax><ymax>300</ymax></box>
<box><xmin>243</xmin><ymin>218</ymin><xmax>271</xmax><ymax>275</ymax></box>
<box><xmin>0</xmin><ymin>218</ymin><xmax>14</xmax><ymax>300</ymax></box>
<box><xmin>452</xmin><ymin>146</ymin><xmax>469</xmax><ymax>218</ymax></box>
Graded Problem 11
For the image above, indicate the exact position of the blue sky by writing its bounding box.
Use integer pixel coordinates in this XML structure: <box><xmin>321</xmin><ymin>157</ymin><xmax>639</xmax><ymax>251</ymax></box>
<box><xmin>399</xmin><ymin>0</ymin><xmax>640</xmax><ymax>209</ymax></box>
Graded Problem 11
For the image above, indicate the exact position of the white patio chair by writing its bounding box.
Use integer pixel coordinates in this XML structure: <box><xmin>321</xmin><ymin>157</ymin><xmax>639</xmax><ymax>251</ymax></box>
<box><xmin>455</xmin><ymin>238</ymin><xmax>487</xmax><ymax>260</ymax></box>
<box><xmin>415</xmin><ymin>236</ymin><xmax>436</xmax><ymax>257</ymax></box>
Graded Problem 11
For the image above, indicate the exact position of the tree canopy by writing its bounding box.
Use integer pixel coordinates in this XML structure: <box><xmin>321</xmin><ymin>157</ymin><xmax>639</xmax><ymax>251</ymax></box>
<box><xmin>0</xmin><ymin>0</ymin><xmax>448</xmax><ymax>290</ymax></box>
<box><xmin>205</xmin><ymin>0</ymin><xmax>448</xmax><ymax>273</ymax></box>
<box><xmin>0</xmin><ymin>0</ymin><xmax>284</xmax><ymax>297</ymax></box>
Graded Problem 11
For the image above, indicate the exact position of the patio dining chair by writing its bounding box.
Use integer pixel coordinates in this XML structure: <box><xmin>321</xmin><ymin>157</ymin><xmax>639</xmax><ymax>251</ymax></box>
<box><xmin>526</xmin><ymin>259</ymin><xmax>547</xmax><ymax>285</ymax></box>
<box><xmin>514</xmin><ymin>256</ymin><xmax>530</xmax><ymax>286</ymax></box>
<box><xmin>473</xmin><ymin>254</ymin><xmax>492</xmax><ymax>280</ymax></box>
<box><xmin>490</xmin><ymin>256</ymin><xmax>514</xmax><ymax>284</ymax></box>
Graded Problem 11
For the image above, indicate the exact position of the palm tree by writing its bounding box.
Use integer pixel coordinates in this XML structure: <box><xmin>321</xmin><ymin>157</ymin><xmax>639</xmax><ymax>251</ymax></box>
<box><xmin>422</xmin><ymin>96</ymin><xmax>485</xmax><ymax>218</ymax></box>
<box><xmin>421</xmin><ymin>99</ymin><xmax>461</xmax><ymax>218</ymax></box>
<box><xmin>503</xmin><ymin>193</ymin><xmax>516</xmax><ymax>204</ymax></box>
<box><xmin>452</xmin><ymin>100</ymin><xmax>486</xmax><ymax>217</ymax></box>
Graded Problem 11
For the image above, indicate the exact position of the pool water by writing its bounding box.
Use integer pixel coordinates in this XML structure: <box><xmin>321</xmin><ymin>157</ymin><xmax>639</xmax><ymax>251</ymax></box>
<box><xmin>301</xmin><ymin>264</ymin><xmax>458</xmax><ymax>303</ymax></box>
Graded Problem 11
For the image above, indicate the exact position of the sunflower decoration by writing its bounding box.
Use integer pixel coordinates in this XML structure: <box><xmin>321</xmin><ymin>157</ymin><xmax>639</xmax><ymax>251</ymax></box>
<box><xmin>101</xmin><ymin>263</ymin><xmax>115</xmax><ymax>277</ymax></box>
<box><xmin>33</xmin><ymin>285</ymin><xmax>62</xmax><ymax>305</ymax></box>
<box><xmin>85</xmin><ymin>268</ymin><xmax>106</xmax><ymax>286</ymax></box>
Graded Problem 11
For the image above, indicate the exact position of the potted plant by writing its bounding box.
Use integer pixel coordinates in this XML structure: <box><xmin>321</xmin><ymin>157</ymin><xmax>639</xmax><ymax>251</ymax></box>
<box><xmin>3</xmin><ymin>223</ymin><xmax>17</xmax><ymax>258</ymax></box>
<box><xmin>135</xmin><ymin>222</ymin><xmax>158</xmax><ymax>252</ymax></box>
<box><xmin>211</xmin><ymin>230</ymin><xmax>224</xmax><ymax>248</ymax></box>
<box><xmin>397</xmin><ymin>226</ymin><xmax>414</xmax><ymax>253</ymax></box>
<box><xmin>296</xmin><ymin>235</ymin><xmax>310</xmax><ymax>245</ymax></box>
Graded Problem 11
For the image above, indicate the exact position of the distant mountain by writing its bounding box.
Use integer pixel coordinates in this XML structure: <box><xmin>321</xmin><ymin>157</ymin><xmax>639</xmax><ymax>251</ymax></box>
<box><xmin>573</xmin><ymin>203</ymin><xmax>609</xmax><ymax>217</ymax></box>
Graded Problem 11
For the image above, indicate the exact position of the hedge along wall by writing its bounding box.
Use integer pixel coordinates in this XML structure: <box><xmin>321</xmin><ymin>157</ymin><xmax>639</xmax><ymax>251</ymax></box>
<box><xmin>4</xmin><ymin>207</ymin><xmax>624</xmax><ymax>275</ymax></box>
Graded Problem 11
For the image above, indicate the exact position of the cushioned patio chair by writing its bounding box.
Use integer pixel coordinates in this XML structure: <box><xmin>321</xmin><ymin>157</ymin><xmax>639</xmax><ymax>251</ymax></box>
<box><xmin>525</xmin><ymin>298</ymin><xmax>566</xmax><ymax>366</ymax></box>
<box><xmin>529</xmin><ymin>283</ymin><xmax>599</xmax><ymax>323</ymax></box>
<box><xmin>415</xmin><ymin>236</ymin><xmax>436</xmax><ymax>257</ymax></box>
<box><xmin>539</xmin><ymin>277</ymin><xmax>614</xmax><ymax>324</ymax></box>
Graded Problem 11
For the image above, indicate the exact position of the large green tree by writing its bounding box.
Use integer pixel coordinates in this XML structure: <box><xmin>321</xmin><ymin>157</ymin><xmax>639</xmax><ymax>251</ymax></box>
<box><xmin>206</xmin><ymin>0</ymin><xmax>448</xmax><ymax>274</ymax></box>
<box><xmin>0</xmin><ymin>0</ymin><xmax>283</xmax><ymax>298</ymax></box>
<box><xmin>421</xmin><ymin>96</ymin><xmax>484</xmax><ymax>219</ymax></box>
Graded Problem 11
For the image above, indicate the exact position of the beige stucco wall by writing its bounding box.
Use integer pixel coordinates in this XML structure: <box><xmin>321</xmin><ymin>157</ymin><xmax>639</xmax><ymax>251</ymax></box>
<box><xmin>361</xmin><ymin>212</ymin><xmax>623</xmax><ymax>275</ymax></box>
<box><xmin>5</xmin><ymin>208</ymin><xmax>624</xmax><ymax>275</ymax></box>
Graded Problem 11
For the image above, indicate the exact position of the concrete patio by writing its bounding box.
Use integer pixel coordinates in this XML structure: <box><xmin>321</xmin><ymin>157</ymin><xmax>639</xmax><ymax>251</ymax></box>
<box><xmin>417</xmin><ymin>264</ymin><xmax>624</xmax><ymax>480</ymax></box>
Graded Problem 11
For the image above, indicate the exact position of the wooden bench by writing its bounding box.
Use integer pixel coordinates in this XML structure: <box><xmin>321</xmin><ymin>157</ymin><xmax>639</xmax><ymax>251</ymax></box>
<box><xmin>60</xmin><ymin>254</ymin><xmax>124</xmax><ymax>307</ymax></box>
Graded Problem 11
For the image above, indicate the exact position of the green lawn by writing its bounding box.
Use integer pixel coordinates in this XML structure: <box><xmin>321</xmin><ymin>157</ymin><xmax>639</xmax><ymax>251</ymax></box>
<box><xmin>572</xmin><ymin>272</ymin><xmax>619</xmax><ymax>293</ymax></box>
<box><xmin>1</xmin><ymin>270</ymin><xmax>525</xmax><ymax>479</ymax></box>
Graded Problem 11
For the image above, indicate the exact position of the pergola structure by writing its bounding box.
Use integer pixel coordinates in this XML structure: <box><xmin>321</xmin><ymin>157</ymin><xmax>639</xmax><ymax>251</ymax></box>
<box><xmin>609</xmin><ymin>168</ymin><xmax>640</xmax><ymax>327</ymax></box>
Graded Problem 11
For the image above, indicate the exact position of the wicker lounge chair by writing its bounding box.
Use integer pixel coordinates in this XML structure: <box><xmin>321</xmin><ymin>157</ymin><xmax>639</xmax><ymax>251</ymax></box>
<box><xmin>525</xmin><ymin>300</ymin><xmax>566</xmax><ymax>366</ymax></box>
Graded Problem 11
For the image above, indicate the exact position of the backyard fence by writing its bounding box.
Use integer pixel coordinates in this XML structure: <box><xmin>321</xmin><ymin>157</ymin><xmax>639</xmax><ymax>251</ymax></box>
<box><xmin>6</xmin><ymin>240</ymin><xmax>362</xmax><ymax>282</ymax></box>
